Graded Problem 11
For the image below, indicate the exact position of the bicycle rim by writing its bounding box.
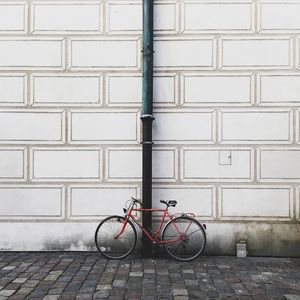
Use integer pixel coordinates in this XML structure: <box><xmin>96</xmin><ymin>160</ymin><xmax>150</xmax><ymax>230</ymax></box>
<box><xmin>95</xmin><ymin>215</ymin><xmax>137</xmax><ymax>259</ymax></box>
<box><xmin>162</xmin><ymin>216</ymin><xmax>206</xmax><ymax>261</ymax></box>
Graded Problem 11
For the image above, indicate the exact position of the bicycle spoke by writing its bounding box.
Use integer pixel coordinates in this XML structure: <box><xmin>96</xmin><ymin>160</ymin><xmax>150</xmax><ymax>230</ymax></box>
<box><xmin>95</xmin><ymin>216</ymin><xmax>137</xmax><ymax>259</ymax></box>
<box><xmin>162</xmin><ymin>217</ymin><xmax>206</xmax><ymax>261</ymax></box>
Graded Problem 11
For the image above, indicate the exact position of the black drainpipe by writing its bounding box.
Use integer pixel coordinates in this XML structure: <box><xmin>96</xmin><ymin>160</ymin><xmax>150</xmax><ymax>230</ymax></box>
<box><xmin>141</xmin><ymin>0</ymin><xmax>154</xmax><ymax>257</ymax></box>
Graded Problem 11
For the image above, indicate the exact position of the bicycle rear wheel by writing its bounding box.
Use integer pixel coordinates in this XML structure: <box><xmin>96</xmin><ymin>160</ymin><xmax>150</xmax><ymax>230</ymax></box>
<box><xmin>162</xmin><ymin>216</ymin><xmax>206</xmax><ymax>261</ymax></box>
<box><xmin>95</xmin><ymin>215</ymin><xmax>137</xmax><ymax>259</ymax></box>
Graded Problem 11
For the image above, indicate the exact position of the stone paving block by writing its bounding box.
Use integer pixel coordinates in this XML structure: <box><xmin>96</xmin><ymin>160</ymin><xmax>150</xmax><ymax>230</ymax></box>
<box><xmin>12</xmin><ymin>278</ymin><xmax>27</xmax><ymax>284</ymax></box>
<box><xmin>172</xmin><ymin>289</ymin><xmax>188</xmax><ymax>296</ymax></box>
<box><xmin>43</xmin><ymin>296</ymin><xmax>60</xmax><ymax>300</ymax></box>
<box><xmin>129</xmin><ymin>272</ymin><xmax>143</xmax><ymax>277</ymax></box>
<box><xmin>93</xmin><ymin>290</ymin><xmax>110</xmax><ymax>298</ymax></box>
<box><xmin>112</xmin><ymin>280</ymin><xmax>126</xmax><ymax>287</ymax></box>
<box><xmin>60</xmin><ymin>292</ymin><xmax>78</xmax><ymax>299</ymax></box>
<box><xmin>76</xmin><ymin>294</ymin><xmax>93</xmax><ymax>300</ymax></box>
<box><xmin>284</xmin><ymin>296</ymin><xmax>300</xmax><ymax>300</ymax></box>
<box><xmin>48</xmin><ymin>288</ymin><xmax>64</xmax><ymax>295</ymax></box>
<box><xmin>96</xmin><ymin>285</ymin><xmax>112</xmax><ymax>291</ymax></box>
<box><xmin>22</xmin><ymin>279</ymin><xmax>40</xmax><ymax>288</ymax></box>
<box><xmin>2</xmin><ymin>266</ymin><xmax>16</xmax><ymax>271</ymax></box>
<box><xmin>0</xmin><ymin>290</ymin><xmax>16</xmax><ymax>296</ymax></box>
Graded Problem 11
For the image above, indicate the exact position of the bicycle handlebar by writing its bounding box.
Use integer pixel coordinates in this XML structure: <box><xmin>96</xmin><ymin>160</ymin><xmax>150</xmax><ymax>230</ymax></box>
<box><xmin>131</xmin><ymin>197</ymin><xmax>143</xmax><ymax>207</ymax></box>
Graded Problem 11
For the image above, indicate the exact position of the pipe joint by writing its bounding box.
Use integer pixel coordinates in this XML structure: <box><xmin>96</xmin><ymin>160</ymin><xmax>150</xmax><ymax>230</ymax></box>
<box><xmin>140</xmin><ymin>114</ymin><xmax>155</xmax><ymax>121</ymax></box>
<box><xmin>141</xmin><ymin>141</ymin><xmax>154</xmax><ymax>145</ymax></box>
<box><xmin>142</xmin><ymin>50</ymin><xmax>155</xmax><ymax>56</ymax></box>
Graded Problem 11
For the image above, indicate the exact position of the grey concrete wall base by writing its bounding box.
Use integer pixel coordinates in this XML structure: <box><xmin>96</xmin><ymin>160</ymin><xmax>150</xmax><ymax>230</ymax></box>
<box><xmin>204</xmin><ymin>222</ymin><xmax>300</xmax><ymax>257</ymax></box>
<box><xmin>1</xmin><ymin>222</ymin><xmax>299</xmax><ymax>257</ymax></box>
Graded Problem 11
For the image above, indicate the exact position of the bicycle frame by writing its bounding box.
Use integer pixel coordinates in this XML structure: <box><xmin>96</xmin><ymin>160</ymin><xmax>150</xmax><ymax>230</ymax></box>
<box><xmin>115</xmin><ymin>207</ymin><xmax>192</xmax><ymax>244</ymax></box>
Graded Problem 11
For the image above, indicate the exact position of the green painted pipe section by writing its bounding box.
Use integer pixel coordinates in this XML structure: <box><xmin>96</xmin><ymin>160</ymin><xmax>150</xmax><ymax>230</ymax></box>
<box><xmin>141</xmin><ymin>0</ymin><xmax>154</xmax><ymax>257</ymax></box>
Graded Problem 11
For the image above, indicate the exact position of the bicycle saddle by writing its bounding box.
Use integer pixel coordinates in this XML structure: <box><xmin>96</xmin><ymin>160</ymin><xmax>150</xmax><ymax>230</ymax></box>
<box><xmin>160</xmin><ymin>199</ymin><xmax>177</xmax><ymax>207</ymax></box>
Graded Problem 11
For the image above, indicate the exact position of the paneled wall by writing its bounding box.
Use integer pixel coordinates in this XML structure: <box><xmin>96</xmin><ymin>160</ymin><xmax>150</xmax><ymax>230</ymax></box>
<box><xmin>0</xmin><ymin>0</ymin><xmax>300</xmax><ymax>255</ymax></box>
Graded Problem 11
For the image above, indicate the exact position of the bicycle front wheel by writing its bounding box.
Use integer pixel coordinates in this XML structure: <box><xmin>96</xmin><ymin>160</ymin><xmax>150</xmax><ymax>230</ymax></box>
<box><xmin>162</xmin><ymin>216</ymin><xmax>206</xmax><ymax>261</ymax></box>
<box><xmin>95</xmin><ymin>215</ymin><xmax>137</xmax><ymax>259</ymax></box>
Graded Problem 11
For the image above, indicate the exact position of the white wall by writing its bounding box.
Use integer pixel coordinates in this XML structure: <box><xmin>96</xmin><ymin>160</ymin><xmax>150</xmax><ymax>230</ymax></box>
<box><xmin>0</xmin><ymin>0</ymin><xmax>300</xmax><ymax>256</ymax></box>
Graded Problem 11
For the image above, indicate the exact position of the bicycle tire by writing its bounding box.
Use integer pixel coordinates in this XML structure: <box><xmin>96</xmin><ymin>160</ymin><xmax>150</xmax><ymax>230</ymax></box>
<box><xmin>95</xmin><ymin>215</ymin><xmax>137</xmax><ymax>259</ymax></box>
<box><xmin>161</xmin><ymin>216</ymin><xmax>206</xmax><ymax>261</ymax></box>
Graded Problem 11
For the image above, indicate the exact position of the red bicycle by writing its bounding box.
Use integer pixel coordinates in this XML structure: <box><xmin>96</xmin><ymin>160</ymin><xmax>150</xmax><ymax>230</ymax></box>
<box><xmin>94</xmin><ymin>197</ymin><xmax>206</xmax><ymax>261</ymax></box>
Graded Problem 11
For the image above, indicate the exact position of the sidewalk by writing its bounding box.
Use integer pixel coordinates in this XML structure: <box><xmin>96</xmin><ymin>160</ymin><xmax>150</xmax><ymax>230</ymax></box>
<box><xmin>0</xmin><ymin>252</ymin><xmax>299</xmax><ymax>300</ymax></box>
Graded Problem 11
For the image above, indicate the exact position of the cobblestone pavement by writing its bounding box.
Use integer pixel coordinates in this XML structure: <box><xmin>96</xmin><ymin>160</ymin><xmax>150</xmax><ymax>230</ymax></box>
<box><xmin>0</xmin><ymin>252</ymin><xmax>299</xmax><ymax>299</ymax></box>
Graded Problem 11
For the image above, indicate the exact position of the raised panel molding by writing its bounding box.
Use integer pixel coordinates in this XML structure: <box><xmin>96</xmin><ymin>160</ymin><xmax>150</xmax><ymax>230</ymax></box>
<box><xmin>105</xmin><ymin>146</ymin><xmax>178</xmax><ymax>182</ymax></box>
<box><xmin>68</xmin><ymin>109</ymin><xmax>140</xmax><ymax>144</ymax></box>
<box><xmin>154</xmin><ymin>37</ymin><xmax>216</xmax><ymax>70</ymax></box>
<box><xmin>69</xmin><ymin>37</ymin><xmax>141</xmax><ymax>71</ymax></box>
<box><xmin>0</xmin><ymin>38</ymin><xmax>65</xmax><ymax>70</ymax></box>
<box><xmin>0</xmin><ymin>109</ymin><xmax>65</xmax><ymax>144</ymax></box>
<box><xmin>181</xmin><ymin>147</ymin><xmax>254</xmax><ymax>182</ymax></box>
<box><xmin>182</xmin><ymin>0</ymin><xmax>254</xmax><ymax>34</ymax></box>
<box><xmin>153</xmin><ymin>185</ymin><xmax>216</xmax><ymax>219</ymax></box>
<box><xmin>153</xmin><ymin>109</ymin><xmax>216</xmax><ymax>144</ymax></box>
<box><xmin>0</xmin><ymin>185</ymin><xmax>65</xmax><ymax>220</ymax></box>
<box><xmin>30</xmin><ymin>147</ymin><xmax>103</xmax><ymax>182</ymax></box>
<box><xmin>31</xmin><ymin>1</ymin><xmax>103</xmax><ymax>34</ymax></box>
<box><xmin>30</xmin><ymin>73</ymin><xmax>103</xmax><ymax>106</ymax></box>
<box><xmin>0</xmin><ymin>2</ymin><xmax>27</xmax><ymax>34</ymax></box>
<box><xmin>218</xmin><ymin>185</ymin><xmax>294</xmax><ymax>221</ymax></box>
<box><xmin>258</xmin><ymin>147</ymin><xmax>300</xmax><ymax>182</ymax></box>
<box><xmin>218</xmin><ymin>109</ymin><xmax>293</xmax><ymax>144</ymax></box>
<box><xmin>68</xmin><ymin>185</ymin><xmax>140</xmax><ymax>219</ymax></box>
<box><xmin>0</xmin><ymin>73</ymin><xmax>27</xmax><ymax>106</ymax></box>
<box><xmin>220</xmin><ymin>37</ymin><xmax>293</xmax><ymax>70</ymax></box>
<box><xmin>0</xmin><ymin>147</ymin><xmax>27</xmax><ymax>182</ymax></box>
<box><xmin>181</xmin><ymin>72</ymin><xmax>254</xmax><ymax>106</ymax></box>
<box><xmin>258</xmin><ymin>1</ymin><xmax>300</xmax><ymax>32</ymax></box>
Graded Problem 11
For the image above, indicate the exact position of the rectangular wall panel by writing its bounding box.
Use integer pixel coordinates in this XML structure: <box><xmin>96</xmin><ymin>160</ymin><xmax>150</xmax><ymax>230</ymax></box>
<box><xmin>0</xmin><ymin>3</ymin><xmax>26</xmax><ymax>33</ymax></box>
<box><xmin>154</xmin><ymin>74</ymin><xmax>178</xmax><ymax>106</ymax></box>
<box><xmin>182</xmin><ymin>73</ymin><xmax>254</xmax><ymax>106</ymax></box>
<box><xmin>31</xmin><ymin>148</ymin><xmax>102</xmax><ymax>182</ymax></box>
<box><xmin>0</xmin><ymin>74</ymin><xmax>26</xmax><ymax>106</ymax></box>
<box><xmin>219</xmin><ymin>186</ymin><xmax>293</xmax><ymax>220</ymax></box>
<box><xmin>220</xmin><ymin>38</ymin><xmax>292</xmax><ymax>69</ymax></box>
<box><xmin>69</xmin><ymin>185</ymin><xmax>139</xmax><ymax>218</ymax></box>
<box><xmin>0</xmin><ymin>186</ymin><xmax>64</xmax><ymax>218</ymax></box>
<box><xmin>31</xmin><ymin>74</ymin><xmax>102</xmax><ymax>106</ymax></box>
<box><xmin>153</xmin><ymin>110</ymin><xmax>215</xmax><ymax>144</ymax></box>
<box><xmin>154</xmin><ymin>2</ymin><xmax>178</xmax><ymax>34</ymax></box>
<box><xmin>258</xmin><ymin>73</ymin><xmax>300</xmax><ymax>106</ymax></box>
<box><xmin>0</xmin><ymin>110</ymin><xmax>65</xmax><ymax>144</ymax></box>
<box><xmin>106</xmin><ymin>73</ymin><xmax>178</xmax><ymax>106</ymax></box>
<box><xmin>0</xmin><ymin>148</ymin><xmax>26</xmax><ymax>181</ymax></box>
<box><xmin>154</xmin><ymin>38</ymin><xmax>215</xmax><ymax>69</ymax></box>
<box><xmin>259</xmin><ymin>2</ymin><xmax>300</xmax><ymax>32</ymax></box>
<box><xmin>106</xmin><ymin>74</ymin><xmax>141</xmax><ymax>106</ymax></box>
<box><xmin>31</xmin><ymin>1</ymin><xmax>103</xmax><ymax>33</ymax></box>
<box><xmin>182</xmin><ymin>1</ymin><xmax>254</xmax><ymax>33</ymax></box>
<box><xmin>106</xmin><ymin>147</ymin><xmax>178</xmax><ymax>182</ymax></box>
<box><xmin>69</xmin><ymin>110</ymin><xmax>139</xmax><ymax>144</ymax></box>
<box><xmin>153</xmin><ymin>186</ymin><xmax>215</xmax><ymax>219</ymax></box>
<box><xmin>0</xmin><ymin>38</ymin><xmax>65</xmax><ymax>70</ymax></box>
<box><xmin>70</xmin><ymin>38</ymin><xmax>140</xmax><ymax>70</ymax></box>
<box><xmin>106</xmin><ymin>1</ymin><xmax>178</xmax><ymax>34</ymax></box>
<box><xmin>219</xmin><ymin>110</ymin><xmax>293</xmax><ymax>144</ymax></box>
<box><xmin>182</xmin><ymin>148</ymin><xmax>253</xmax><ymax>182</ymax></box>
<box><xmin>258</xmin><ymin>148</ymin><xmax>300</xmax><ymax>182</ymax></box>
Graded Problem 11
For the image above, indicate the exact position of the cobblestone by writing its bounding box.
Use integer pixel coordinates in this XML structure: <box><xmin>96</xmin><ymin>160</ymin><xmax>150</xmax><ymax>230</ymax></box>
<box><xmin>0</xmin><ymin>253</ymin><xmax>299</xmax><ymax>299</ymax></box>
